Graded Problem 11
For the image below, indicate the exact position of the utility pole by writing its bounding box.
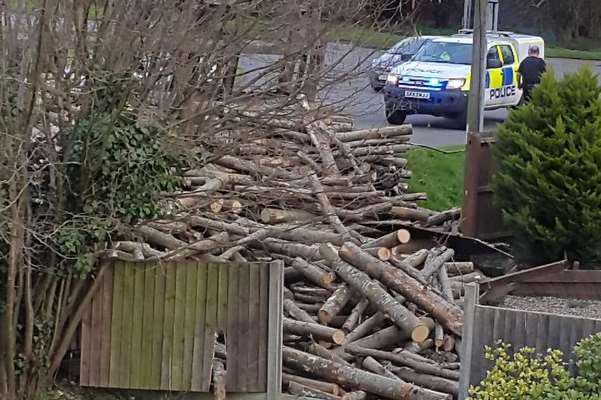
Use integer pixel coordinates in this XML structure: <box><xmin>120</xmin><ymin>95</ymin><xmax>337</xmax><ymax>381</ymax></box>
<box><xmin>461</xmin><ymin>0</ymin><xmax>489</xmax><ymax>238</ymax></box>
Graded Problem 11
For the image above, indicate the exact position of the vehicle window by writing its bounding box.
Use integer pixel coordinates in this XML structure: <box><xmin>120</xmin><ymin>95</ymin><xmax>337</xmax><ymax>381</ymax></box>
<box><xmin>412</xmin><ymin>41</ymin><xmax>472</xmax><ymax>65</ymax></box>
<box><xmin>486</xmin><ymin>47</ymin><xmax>502</xmax><ymax>69</ymax></box>
<box><xmin>499</xmin><ymin>45</ymin><xmax>515</xmax><ymax>65</ymax></box>
<box><xmin>390</xmin><ymin>38</ymin><xmax>421</xmax><ymax>54</ymax></box>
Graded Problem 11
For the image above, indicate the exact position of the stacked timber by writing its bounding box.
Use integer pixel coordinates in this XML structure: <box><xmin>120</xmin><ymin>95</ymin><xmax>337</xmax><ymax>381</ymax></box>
<box><xmin>102</xmin><ymin>99</ymin><xmax>486</xmax><ymax>399</ymax></box>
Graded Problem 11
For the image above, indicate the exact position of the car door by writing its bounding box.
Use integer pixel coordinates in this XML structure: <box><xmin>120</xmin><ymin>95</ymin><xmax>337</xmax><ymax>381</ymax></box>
<box><xmin>498</xmin><ymin>43</ymin><xmax>521</xmax><ymax>106</ymax></box>
<box><xmin>484</xmin><ymin>45</ymin><xmax>505</xmax><ymax>108</ymax></box>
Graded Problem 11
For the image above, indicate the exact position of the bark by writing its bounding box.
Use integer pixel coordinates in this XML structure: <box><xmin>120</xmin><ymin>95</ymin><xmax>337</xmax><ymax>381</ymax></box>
<box><xmin>442</xmin><ymin>335</ymin><xmax>456</xmax><ymax>353</ymax></box>
<box><xmin>437</xmin><ymin>267</ymin><xmax>454</xmax><ymax>303</ymax></box>
<box><xmin>284</xmin><ymin>299</ymin><xmax>316</xmax><ymax>324</ymax></box>
<box><xmin>425</xmin><ymin>207</ymin><xmax>461</xmax><ymax>227</ymax></box>
<box><xmin>296</xmin><ymin>303</ymin><xmax>323</xmax><ymax>313</ymax></box>
<box><xmin>309</xmin><ymin>173</ymin><xmax>353</xmax><ymax>242</ymax></box>
<box><xmin>391</xmin><ymin>367</ymin><xmax>459</xmax><ymax>396</ymax></box>
<box><xmin>283</xmin><ymin>347</ymin><xmax>451</xmax><ymax>400</ymax></box>
<box><xmin>444</xmin><ymin>262</ymin><xmax>475</xmax><ymax>276</ymax></box>
<box><xmin>345</xmin><ymin>346</ymin><xmax>461</xmax><ymax>381</ymax></box>
<box><xmin>292</xmin><ymin>286</ymin><xmax>332</xmax><ymax>298</ymax></box>
<box><xmin>342</xmin><ymin>298</ymin><xmax>369</xmax><ymax>333</ymax></box>
<box><xmin>282</xmin><ymin>373</ymin><xmax>342</xmax><ymax>395</ymax></box>
<box><xmin>114</xmin><ymin>241</ymin><xmax>165</xmax><ymax>258</ymax></box>
<box><xmin>216</xmin><ymin>154</ymin><xmax>303</xmax><ymax>180</ymax></box>
<box><xmin>419</xmin><ymin>249</ymin><xmax>455</xmax><ymax>281</ymax></box>
<box><xmin>358</xmin><ymin>156</ymin><xmax>408</xmax><ymax>168</ymax></box>
<box><xmin>448</xmin><ymin>271</ymin><xmax>486</xmax><ymax>283</ymax></box>
<box><xmin>345</xmin><ymin>137</ymin><xmax>410</xmax><ymax>148</ymax></box>
<box><xmin>434</xmin><ymin>323</ymin><xmax>444</xmax><ymax>350</ymax></box>
<box><xmin>395</xmin><ymin>249</ymin><xmax>428</xmax><ymax>267</ymax></box>
<box><xmin>350</xmin><ymin>144</ymin><xmax>411</xmax><ymax>157</ymax></box>
<box><xmin>292</xmin><ymin>257</ymin><xmax>336</xmax><ymax>289</ymax></box>
<box><xmin>319</xmin><ymin>285</ymin><xmax>352</xmax><ymax>324</ymax></box>
<box><xmin>335</xmin><ymin>202</ymin><xmax>393</xmax><ymax>222</ymax></box>
<box><xmin>287</xmin><ymin>381</ymin><xmax>342</xmax><ymax>400</ymax></box>
<box><xmin>212</xmin><ymin>359</ymin><xmax>226</xmax><ymax>400</ymax></box>
<box><xmin>335</xmin><ymin>126</ymin><xmax>413</xmax><ymax>142</ymax></box>
<box><xmin>306</xmin><ymin>126</ymin><xmax>339</xmax><ymax>177</ymax></box>
<box><xmin>390</xmin><ymin>207</ymin><xmax>433</xmax><ymax>221</ymax></box>
<box><xmin>362</xmin><ymin>356</ymin><xmax>401</xmax><ymax>380</ymax></box>
<box><xmin>260</xmin><ymin>207</ymin><xmax>318</xmax><ymax>224</ymax></box>
<box><xmin>338</xmin><ymin>243</ymin><xmax>463</xmax><ymax>336</ymax></box>
<box><xmin>260</xmin><ymin>239</ymin><xmax>320</xmax><ymax>260</ymax></box>
<box><xmin>366</xmin><ymin>247</ymin><xmax>391</xmax><ymax>261</ymax></box>
<box><xmin>294</xmin><ymin>293</ymin><xmax>328</xmax><ymax>304</ymax></box>
<box><xmin>283</xmin><ymin>318</ymin><xmax>346</xmax><ymax>345</ymax></box>
<box><xmin>341</xmin><ymin>391</ymin><xmax>367</xmax><ymax>400</ymax></box>
<box><xmin>405</xmin><ymin>339</ymin><xmax>434</xmax><ymax>354</ymax></box>
<box><xmin>345</xmin><ymin>312</ymin><xmax>387</xmax><ymax>344</ymax></box>
<box><xmin>320</xmin><ymin>244</ymin><xmax>424</xmax><ymax>341</ymax></box>
<box><xmin>301</xmin><ymin>342</ymin><xmax>351</xmax><ymax>366</ymax></box>
<box><xmin>349</xmin><ymin>325</ymin><xmax>406</xmax><ymax>349</ymax></box>
<box><xmin>362</xmin><ymin>229</ymin><xmax>411</xmax><ymax>249</ymax></box>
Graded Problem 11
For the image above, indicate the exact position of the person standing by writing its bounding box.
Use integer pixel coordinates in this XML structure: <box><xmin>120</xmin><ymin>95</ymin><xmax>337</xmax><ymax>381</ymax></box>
<box><xmin>518</xmin><ymin>45</ymin><xmax>547</xmax><ymax>102</ymax></box>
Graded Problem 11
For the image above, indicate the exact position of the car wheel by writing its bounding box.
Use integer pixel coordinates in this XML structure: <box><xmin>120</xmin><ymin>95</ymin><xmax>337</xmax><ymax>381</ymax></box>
<box><xmin>386</xmin><ymin>108</ymin><xmax>407</xmax><ymax>125</ymax></box>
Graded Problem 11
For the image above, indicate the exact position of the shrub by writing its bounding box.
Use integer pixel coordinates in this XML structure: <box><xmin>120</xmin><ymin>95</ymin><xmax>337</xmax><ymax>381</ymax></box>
<box><xmin>469</xmin><ymin>333</ymin><xmax>601</xmax><ymax>400</ymax></box>
<box><xmin>494</xmin><ymin>66</ymin><xmax>601</xmax><ymax>263</ymax></box>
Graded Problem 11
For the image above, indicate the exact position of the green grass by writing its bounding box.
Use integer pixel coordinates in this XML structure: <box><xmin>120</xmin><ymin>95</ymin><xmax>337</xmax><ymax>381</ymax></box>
<box><xmin>546</xmin><ymin>46</ymin><xmax>601</xmax><ymax>61</ymax></box>
<box><xmin>407</xmin><ymin>145</ymin><xmax>465</xmax><ymax>211</ymax></box>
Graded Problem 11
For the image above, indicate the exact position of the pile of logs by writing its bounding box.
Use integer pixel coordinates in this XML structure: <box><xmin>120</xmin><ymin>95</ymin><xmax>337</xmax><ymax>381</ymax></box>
<box><xmin>103</xmin><ymin>99</ymin><xmax>486</xmax><ymax>399</ymax></box>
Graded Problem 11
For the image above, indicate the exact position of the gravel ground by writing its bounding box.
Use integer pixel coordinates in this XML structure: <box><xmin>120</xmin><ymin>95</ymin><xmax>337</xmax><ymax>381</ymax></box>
<box><xmin>501</xmin><ymin>295</ymin><xmax>601</xmax><ymax>320</ymax></box>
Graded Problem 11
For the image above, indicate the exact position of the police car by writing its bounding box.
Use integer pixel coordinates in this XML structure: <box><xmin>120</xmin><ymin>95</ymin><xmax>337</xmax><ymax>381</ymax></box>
<box><xmin>383</xmin><ymin>32</ymin><xmax>545</xmax><ymax>128</ymax></box>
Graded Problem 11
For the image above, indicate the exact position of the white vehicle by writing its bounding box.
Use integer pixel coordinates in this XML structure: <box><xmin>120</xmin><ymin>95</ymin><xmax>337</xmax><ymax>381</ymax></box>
<box><xmin>383</xmin><ymin>31</ymin><xmax>545</xmax><ymax>127</ymax></box>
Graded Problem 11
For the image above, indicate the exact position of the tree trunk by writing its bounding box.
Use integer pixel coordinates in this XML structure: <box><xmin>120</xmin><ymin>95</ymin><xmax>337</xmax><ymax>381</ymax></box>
<box><xmin>283</xmin><ymin>372</ymin><xmax>342</xmax><ymax>395</ymax></box>
<box><xmin>345</xmin><ymin>346</ymin><xmax>460</xmax><ymax>381</ymax></box>
<box><xmin>292</xmin><ymin>257</ymin><xmax>336</xmax><ymax>289</ymax></box>
<box><xmin>338</xmin><ymin>243</ymin><xmax>463</xmax><ymax>336</ymax></box>
<box><xmin>283</xmin><ymin>347</ymin><xmax>451</xmax><ymax>400</ymax></box>
<box><xmin>283</xmin><ymin>318</ymin><xmax>346</xmax><ymax>345</ymax></box>
<box><xmin>335</xmin><ymin>125</ymin><xmax>412</xmax><ymax>142</ymax></box>
<box><xmin>342</xmin><ymin>298</ymin><xmax>369</xmax><ymax>333</ymax></box>
<box><xmin>345</xmin><ymin>312</ymin><xmax>387</xmax><ymax>343</ymax></box>
<box><xmin>284</xmin><ymin>299</ymin><xmax>316</xmax><ymax>324</ymax></box>
<box><xmin>287</xmin><ymin>381</ymin><xmax>342</xmax><ymax>400</ymax></box>
<box><xmin>319</xmin><ymin>285</ymin><xmax>352</xmax><ymax>324</ymax></box>
<box><xmin>320</xmin><ymin>244</ymin><xmax>425</xmax><ymax>341</ymax></box>
<box><xmin>391</xmin><ymin>367</ymin><xmax>459</xmax><ymax>396</ymax></box>
<box><xmin>362</xmin><ymin>229</ymin><xmax>411</xmax><ymax>249</ymax></box>
<box><xmin>362</xmin><ymin>356</ymin><xmax>401</xmax><ymax>380</ymax></box>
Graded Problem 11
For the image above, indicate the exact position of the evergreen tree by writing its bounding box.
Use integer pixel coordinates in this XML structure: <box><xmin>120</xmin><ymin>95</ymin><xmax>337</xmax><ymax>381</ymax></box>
<box><xmin>495</xmin><ymin>66</ymin><xmax>601</xmax><ymax>263</ymax></box>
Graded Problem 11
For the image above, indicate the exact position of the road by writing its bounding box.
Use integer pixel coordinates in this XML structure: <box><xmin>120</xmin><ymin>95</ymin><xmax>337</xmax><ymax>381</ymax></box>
<box><xmin>240</xmin><ymin>43</ymin><xmax>601</xmax><ymax>146</ymax></box>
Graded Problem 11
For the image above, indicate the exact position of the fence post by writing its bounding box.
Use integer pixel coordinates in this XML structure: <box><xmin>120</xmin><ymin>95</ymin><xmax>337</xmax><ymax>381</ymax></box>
<box><xmin>267</xmin><ymin>260</ymin><xmax>284</xmax><ymax>400</ymax></box>
<box><xmin>459</xmin><ymin>283</ymin><xmax>480</xmax><ymax>400</ymax></box>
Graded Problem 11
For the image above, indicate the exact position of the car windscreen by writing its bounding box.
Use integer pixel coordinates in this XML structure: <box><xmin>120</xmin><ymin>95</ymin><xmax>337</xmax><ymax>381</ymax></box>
<box><xmin>388</xmin><ymin>38</ymin><xmax>425</xmax><ymax>55</ymax></box>
<box><xmin>412</xmin><ymin>41</ymin><xmax>472</xmax><ymax>64</ymax></box>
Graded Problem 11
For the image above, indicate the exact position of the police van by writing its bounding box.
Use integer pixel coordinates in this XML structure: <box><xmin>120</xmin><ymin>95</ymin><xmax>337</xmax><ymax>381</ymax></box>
<box><xmin>383</xmin><ymin>31</ymin><xmax>545</xmax><ymax>128</ymax></box>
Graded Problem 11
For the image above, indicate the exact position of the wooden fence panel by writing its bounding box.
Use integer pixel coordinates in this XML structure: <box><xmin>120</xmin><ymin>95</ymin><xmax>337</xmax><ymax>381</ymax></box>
<box><xmin>459</xmin><ymin>284</ymin><xmax>601</xmax><ymax>399</ymax></box>
<box><xmin>80</xmin><ymin>260</ymin><xmax>281</xmax><ymax>393</ymax></box>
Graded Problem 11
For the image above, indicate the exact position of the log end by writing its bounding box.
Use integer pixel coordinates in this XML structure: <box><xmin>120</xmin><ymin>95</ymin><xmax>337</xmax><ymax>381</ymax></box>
<box><xmin>396</xmin><ymin>229</ymin><xmax>411</xmax><ymax>244</ymax></box>
<box><xmin>332</xmin><ymin>329</ymin><xmax>346</xmax><ymax>345</ymax></box>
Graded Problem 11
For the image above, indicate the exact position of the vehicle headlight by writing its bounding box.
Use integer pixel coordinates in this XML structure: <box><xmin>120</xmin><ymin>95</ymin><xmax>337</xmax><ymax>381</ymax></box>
<box><xmin>386</xmin><ymin>74</ymin><xmax>399</xmax><ymax>86</ymax></box>
<box><xmin>446</xmin><ymin>78</ymin><xmax>466</xmax><ymax>90</ymax></box>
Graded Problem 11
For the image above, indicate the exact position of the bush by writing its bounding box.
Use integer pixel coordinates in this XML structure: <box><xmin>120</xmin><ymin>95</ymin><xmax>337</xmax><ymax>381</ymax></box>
<box><xmin>469</xmin><ymin>333</ymin><xmax>601</xmax><ymax>400</ymax></box>
<box><xmin>494</xmin><ymin>66</ymin><xmax>601</xmax><ymax>263</ymax></box>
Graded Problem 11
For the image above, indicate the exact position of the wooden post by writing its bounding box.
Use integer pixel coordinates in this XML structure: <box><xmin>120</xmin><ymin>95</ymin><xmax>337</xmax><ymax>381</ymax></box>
<box><xmin>458</xmin><ymin>283</ymin><xmax>480</xmax><ymax>400</ymax></box>
<box><xmin>267</xmin><ymin>260</ymin><xmax>284</xmax><ymax>400</ymax></box>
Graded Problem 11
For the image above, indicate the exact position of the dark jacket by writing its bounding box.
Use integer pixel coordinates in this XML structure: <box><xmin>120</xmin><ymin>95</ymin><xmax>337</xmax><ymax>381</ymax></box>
<box><xmin>518</xmin><ymin>56</ymin><xmax>547</xmax><ymax>87</ymax></box>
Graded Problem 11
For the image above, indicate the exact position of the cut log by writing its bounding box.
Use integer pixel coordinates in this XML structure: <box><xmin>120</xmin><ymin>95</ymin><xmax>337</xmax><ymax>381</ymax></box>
<box><xmin>284</xmin><ymin>299</ymin><xmax>316</xmax><ymax>324</ymax></box>
<box><xmin>335</xmin><ymin>126</ymin><xmax>413</xmax><ymax>142</ymax></box>
<box><xmin>292</xmin><ymin>257</ymin><xmax>336</xmax><ymax>290</ymax></box>
<box><xmin>349</xmin><ymin>325</ymin><xmax>405</xmax><ymax>349</ymax></box>
<box><xmin>282</xmin><ymin>373</ymin><xmax>342</xmax><ymax>395</ymax></box>
<box><xmin>434</xmin><ymin>323</ymin><xmax>444</xmax><ymax>350</ymax></box>
<box><xmin>283</xmin><ymin>318</ymin><xmax>346</xmax><ymax>345</ymax></box>
<box><xmin>296</xmin><ymin>303</ymin><xmax>323</xmax><ymax>313</ymax></box>
<box><xmin>335</xmin><ymin>202</ymin><xmax>393</xmax><ymax>222</ymax></box>
<box><xmin>425</xmin><ymin>207</ymin><xmax>461</xmax><ymax>227</ymax></box>
<box><xmin>449</xmin><ymin>271</ymin><xmax>487</xmax><ymax>283</ymax></box>
<box><xmin>362</xmin><ymin>229</ymin><xmax>411</xmax><ymax>249</ymax></box>
<box><xmin>412</xmin><ymin>317</ymin><xmax>435</xmax><ymax>343</ymax></box>
<box><xmin>287</xmin><ymin>381</ymin><xmax>342</xmax><ymax>400</ymax></box>
<box><xmin>419</xmin><ymin>248</ymin><xmax>455</xmax><ymax>280</ymax></box>
<box><xmin>391</xmin><ymin>367</ymin><xmax>459</xmax><ymax>396</ymax></box>
<box><xmin>345</xmin><ymin>346</ymin><xmax>460</xmax><ymax>381</ymax></box>
<box><xmin>301</xmin><ymin>342</ymin><xmax>352</xmax><ymax>366</ymax></box>
<box><xmin>338</xmin><ymin>243</ymin><xmax>463</xmax><ymax>336</ymax></box>
<box><xmin>319</xmin><ymin>285</ymin><xmax>352</xmax><ymax>324</ymax></box>
<box><xmin>350</xmin><ymin>144</ymin><xmax>411</xmax><ymax>157</ymax></box>
<box><xmin>345</xmin><ymin>137</ymin><xmax>410</xmax><ymax>148</ymax></box>
<box><xmin>309</xmin><ymin>173</ymin><xmax>354</xmax><ymax>242</ymax></box>
<box><xmin>362</xmin><ymin>356</ymin><xmax>401</xmax><ymax>380</ymax></box>
<box><xmin>294</xmin><ymin>293</ymin><xmax>328</xmax><ymax>304</ymax></box>
<box><xmin>341</xmin><ymin>391</ymin><xmax>367</xmax><ymax>400</ymax></box>
<box><xmin>442</xmin><ymin>335</ymin><xmax>456</xmax><ymax>353</ymax></box>
<box><xmin>292</xmin><ymin>285</ymin><xmax>332</xmax><ymax>298</ymax></box>
<box><xmin>438</xmin><ymin>267</ymin><xmax>454</xmax><ymax>302</ymax></box>
<box><xmin>342</xmin><ymin>298</ymin><xmax>369</xmax><ymax>333</ymax></box>
<box><xmin>404</xmin><ymin>339</ymin><xmax>434</xmax><ymax>354</ymax></box>
<box><xmin>114</xmin><ymin>241</ymin><xmax>165</xmax><ymax>258</ymax></box>
<box><xmin>395</xmin><ymin>249</ymin><xmax>429</xmax><ymax>267</ymax></box>
<box><xmin>366</xmin><ymin>247</ymin><xmax>392</xmax><ymax>261</ymax></box>
<box><xmin>212</xmin><ymin>359</ymin><xmax>226</xmax><ymax>400</ymax></box>
<box><xmin>320</xmin><ymin>244</ymin><xmax>424</xmax><ymax>341</ymax></box>
<box><xmin>261</xmin><ymin>239</ymin><xmax>320</xmax><ymax>260</ymax></box>
<box><xmin>345</xmin><ymin>312</ymin><xmax>387</xmax><ymax>344</ymax></box>
<box><xmin>260</xmin><ymin>208</ymin><xmax>318</xmax><ymax>224</ymax></box>
<box><xmin>216</xmin><ymin>155</ymin><xmax>302</xmax><ymax>180</ymax></box>
<box><xmin>283</xmin><ymin>347</ymin><xmax>451</xmax><ymax>400</ymax></box>
<box><xmin>444</xmin><ymin>262</ymin><xmax>475</xmax><ymax>276</ymax></box>
<box><xmin>390</xmin><ymin>206</ymin><xmax>434</xmax><ymax>222</ymax></box>
<box><xmin>284</xmin><ymin>267</ymin><xmax>304</xmax><ymax>284</ymax></box>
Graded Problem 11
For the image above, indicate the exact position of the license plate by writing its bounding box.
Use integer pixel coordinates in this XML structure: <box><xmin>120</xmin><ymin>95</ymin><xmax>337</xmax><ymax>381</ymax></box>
<box><xmin>405</xmin><ymin>90</ymin><xmax>430</xmax><ymax>99</ymax></box>
<box><xmin>378</xmin><ymin>74</ymin><xmax>388</xmax><ymax>81</ymax></box>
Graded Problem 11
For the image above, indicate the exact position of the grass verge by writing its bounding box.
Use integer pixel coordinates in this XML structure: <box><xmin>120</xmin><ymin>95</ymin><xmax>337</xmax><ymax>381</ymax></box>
<box><xmin>406</xmin><ymin>144</ymin><xmax>465</xmax><ymax>211</ymax></box>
